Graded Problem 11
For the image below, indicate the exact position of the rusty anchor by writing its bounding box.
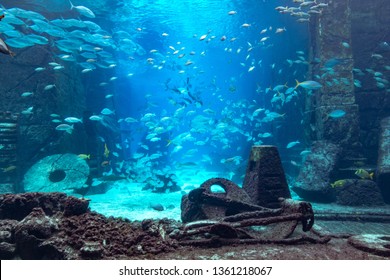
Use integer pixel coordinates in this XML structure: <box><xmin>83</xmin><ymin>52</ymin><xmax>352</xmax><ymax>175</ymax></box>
<box><xmin>178</xmin><ymin>146</ymin><xmax>317</xmax><ymax>245</ymax></box>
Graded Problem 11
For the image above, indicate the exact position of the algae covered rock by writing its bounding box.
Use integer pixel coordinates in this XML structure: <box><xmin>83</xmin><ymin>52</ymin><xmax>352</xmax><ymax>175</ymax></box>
<box><xmin>292</xmin><ymin>141</ymin><xmax>341</xmax><ymax>202</ymax></box>
<box><xmin>334</xmin><ymin>179</ymin><xmax>385</xmax><ymax>206</ymax></box>
<box><xmin>23</xmin><ymin>154</ymin><xmax>90</xmax><ymax>194</ymax></box>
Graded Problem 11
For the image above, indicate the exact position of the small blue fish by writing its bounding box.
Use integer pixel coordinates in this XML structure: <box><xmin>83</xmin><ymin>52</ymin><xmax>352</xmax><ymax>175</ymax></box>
<box><xmin>329</xmin><ymin>109</ymin><xmax>346</xmax><ymax>118</ymax></box>
<box><xmin>4</xmin><ymin>37</ymin><xmax>33</xmax><ymax>49</ymax></box>
<box><xmin>295</xmin><ymin>80</ymin><xmax>322</xmax><ymax>90</ymax></box>
<box><xmin>286</xmin><ymin>140</ymin><xmax>300</xmax><ymax>149</ymax></box>
<box><xmin>324</xmin><ymin>58</ymin><xmax>348</xmax><ymax>68</ymax></box>
<box><xmin>69</xmin><ymin>0</ymin><xmax>95</xmax><ymax>18</ymax></box>
<box><xmin>285</xmin><ymin>87</ymin><xmax>296</xmax><ymax>95</ymax></box>
<box><xmin>273</xmin><ymin>84</ymin><xmax>287</xmax><ymax>92</ymax></box>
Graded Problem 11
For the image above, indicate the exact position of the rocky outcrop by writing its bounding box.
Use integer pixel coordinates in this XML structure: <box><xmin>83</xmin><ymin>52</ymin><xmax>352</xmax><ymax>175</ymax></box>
<box><xmin>292</xmin><ymin>141</ymin><xmax>341</xmax><ymax>202</ymax></box>
<box><xmin>334</xmin><ymin>179</ymin><xmax>385</xmax><ymax>206</ymax></box>
<box><xmin>0</xmin><ymin>192</ymin><xmax>179</xmax><ymax>259</ymax></box>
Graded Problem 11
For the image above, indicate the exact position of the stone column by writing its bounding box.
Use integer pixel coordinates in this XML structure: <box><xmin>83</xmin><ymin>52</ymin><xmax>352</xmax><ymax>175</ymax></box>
<box><xmin>377</xmin><ymin>117</ymin><xmax>390</xmax><ymax>203</ymax></box>
<box><xmin>307</xmin><ymin>0</ymin><xmax>361</xmax><ymax>162</ymax></box>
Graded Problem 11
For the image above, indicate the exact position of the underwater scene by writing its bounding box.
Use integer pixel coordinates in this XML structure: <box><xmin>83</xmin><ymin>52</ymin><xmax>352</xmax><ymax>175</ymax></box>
<box><xmin>0</xmin><ymin>0</ymin><xmax>390</xmax><ymax>260</ymax></box>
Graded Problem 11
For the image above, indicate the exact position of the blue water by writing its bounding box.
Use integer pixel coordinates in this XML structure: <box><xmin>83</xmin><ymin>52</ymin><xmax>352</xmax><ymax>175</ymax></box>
<box><xmin>101</xmin><ymin>0</ymin><xmax>310</xmax><ymax>180</ymax></box>
<box><xmin>1</xmin><ymin>0</ymin><xmax>311</xmax><ymax>190</ymax></box>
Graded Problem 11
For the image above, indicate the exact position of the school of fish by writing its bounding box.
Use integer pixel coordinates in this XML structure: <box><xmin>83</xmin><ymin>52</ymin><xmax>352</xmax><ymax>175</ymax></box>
<box><xmin>1</xmin><ymin>0</ymin><xmax>389</xmax><ymax>188</ymax></box>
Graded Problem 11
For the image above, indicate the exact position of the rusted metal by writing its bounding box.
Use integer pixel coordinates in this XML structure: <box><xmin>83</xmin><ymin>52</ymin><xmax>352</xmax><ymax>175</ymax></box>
<box><xmin>179</xmin><ymin>145</ymin><xmax>315</xmax><ymax>246</ymax></box>
<box><xmin>179</xmin><ymin>178</ymin><xmax>314</xmax><ymax>244</ymax></box>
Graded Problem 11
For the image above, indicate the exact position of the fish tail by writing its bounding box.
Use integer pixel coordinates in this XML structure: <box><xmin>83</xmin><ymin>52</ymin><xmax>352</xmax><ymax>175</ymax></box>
<box><xmin>65</xmin><ymin>124</ymin><xmax>74</xmax><ymax>134</ymax></box>
<box><xmin>295</xmin><ymin>79</ymin><xmax>300</xmax><ymax>89</ymax></box>
<box><xmin>369</xmin><ymin>172</ymin><xmax>374</xmax><ymax>180</ymax></box>
<box><xmin>69</xmin><ymin>0</ymin><xmax>74</xmax><ymax>9</ymax></box>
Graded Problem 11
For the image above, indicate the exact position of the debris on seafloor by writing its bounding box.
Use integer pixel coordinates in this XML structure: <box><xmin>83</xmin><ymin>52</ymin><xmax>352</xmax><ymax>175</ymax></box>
<box><xmin>23</xmin><ymin>153</ymin><xmax>90</xmax><ymax>194</ymax></box>
<box><xmin>0</xmin><ymin>192</ymin><xmax>389</xmax><ymax>259</ymax></box>
<box><xmin>178</xmin><ymin>146</ymin><xmax>323</xmax><ymax>247</ymax></box>
<box><xmin>179</xmin><ymin>177</ymin><xmax>321</xmax><ymax>247</ymax></box>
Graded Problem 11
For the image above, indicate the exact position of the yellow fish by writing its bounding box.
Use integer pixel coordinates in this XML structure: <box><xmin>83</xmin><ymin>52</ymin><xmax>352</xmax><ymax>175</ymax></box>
<box><xmin>104</xmin><ymin>144</ymin><xmax>110</xmax><ymax>158</ymax></box>
<box><xmin>331</xmin><ymin>180</ymin><xmax>347</xmax><ymax>188</ymax></box>
<box><xmin>78</xmin><ymin>154</ymin><xmax>90</xmax><ymax>160</ymax></box>
<box><xmin>2</xmin><ymin>165</ymin><xmax>16</xmax><ymax>172</ymax></box>
<box><xmin>355</xmin><ymin>169</ymin><xmax>374</xmax><ymax>180</ymax></box>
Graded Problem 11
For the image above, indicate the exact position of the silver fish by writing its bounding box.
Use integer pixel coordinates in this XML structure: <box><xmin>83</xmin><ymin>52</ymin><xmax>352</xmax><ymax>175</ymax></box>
<box><xmin>69</xmin><ymin>0</ymin><xmax>96</xmax><ymax>18</ymax></box>
<box><xmin>0</xmin><ymin>38</ymin><xmax>15</xmax><ymax>56</ymax></box>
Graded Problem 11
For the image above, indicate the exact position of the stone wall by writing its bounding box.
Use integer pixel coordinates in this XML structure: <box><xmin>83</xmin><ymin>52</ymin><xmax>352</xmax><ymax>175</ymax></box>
<box><xmin>306</xmin><ymin>0</ymin><xmax>390</xmax><ymax>167</ymax></box>
<box><xmin>307</xmin><ymin>0</ymin><xmax>361</xmax><ymax>164</ymax></box>
<box><xmin>0</xmin><ymin>45</ymin><xmax>87</xmax><ymax>190</ymax></box>
<box><xmin>351</xmin><ymin>0</ymin><xmax>390</xmax><ymax>165</ymax></box>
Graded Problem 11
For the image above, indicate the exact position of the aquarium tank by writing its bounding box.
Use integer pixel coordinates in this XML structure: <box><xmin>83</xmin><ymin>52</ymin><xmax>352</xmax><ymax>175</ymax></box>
<box><xmin>0</xmin><ymin>0</ymin><xmax>389</xmax><ymax>260</ymax></box>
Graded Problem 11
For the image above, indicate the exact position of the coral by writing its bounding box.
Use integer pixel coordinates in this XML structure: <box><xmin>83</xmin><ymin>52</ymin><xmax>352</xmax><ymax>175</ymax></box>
<box><xmin>14</xmin><ymin>207</ymin><xmax>59</xmax><ymax>259</ymax></box>
<box><xmin>0</xmin><ymin>192</ymin><xmax>179</xmax><ymax>259</ymax></box>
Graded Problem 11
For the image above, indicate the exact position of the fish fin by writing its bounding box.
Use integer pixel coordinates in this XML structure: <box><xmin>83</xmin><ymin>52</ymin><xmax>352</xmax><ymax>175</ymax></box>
<box><xmin>295</xmin><ymin>79</ymin><xmax>300</xmax><ymax>89</ymax></box>
<box><xmin>66</xmin><ymin>124</ymin><xmax>74</xmax><ymax>134</ymax></box>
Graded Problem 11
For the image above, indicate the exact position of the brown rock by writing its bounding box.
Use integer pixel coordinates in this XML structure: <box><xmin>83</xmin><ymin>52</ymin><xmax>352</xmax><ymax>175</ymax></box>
<box><xmin>0</xmin><ymin>242</ymin><xmax>16</xmax><ymax>259</ymax></box>
<box><xmin>63</xmin><ymin>196</ymin><xmax>89</xmax><ymax>216</ymax></box>
<box><xmin>80</xmin><ymin>241</ymin><xmax>104</xmax><ymax>259</ymax></box>
<box><xmin>14</xmin><ymin>207</ymin><xmax>58</xmax><ymax>259</ymax></box>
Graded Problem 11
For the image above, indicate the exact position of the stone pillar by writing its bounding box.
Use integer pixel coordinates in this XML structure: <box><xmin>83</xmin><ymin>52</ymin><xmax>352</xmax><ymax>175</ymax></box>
<box><xmin>377</xmin><ymin>117</ymin><xmax>390</xmax><ymax>203</ymax></box>
<box><xmin>351</xmin><ymin>0</ymin><xmax>390</xmax><ymax>166</ymax></box>
<box><xmin>0</xmin><ymin>112</ymin><xmax>18</xmax><ymax>193</ymax></box>
<box><xmin>307</xmin><ymin>0</ymin><xmax>361</xmax><ymax>161</ymax></box>
<box><xmin>242</xmin><ymin>146</ymin><xmax>291</xmax><ymax>208</ymax></box>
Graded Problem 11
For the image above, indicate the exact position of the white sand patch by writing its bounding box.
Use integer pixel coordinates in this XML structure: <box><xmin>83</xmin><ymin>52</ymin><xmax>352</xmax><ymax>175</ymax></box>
<box><xmin>86</xmin><ymin>170</ymin><xmax>226</xmax><ymax>221</ymax></box>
